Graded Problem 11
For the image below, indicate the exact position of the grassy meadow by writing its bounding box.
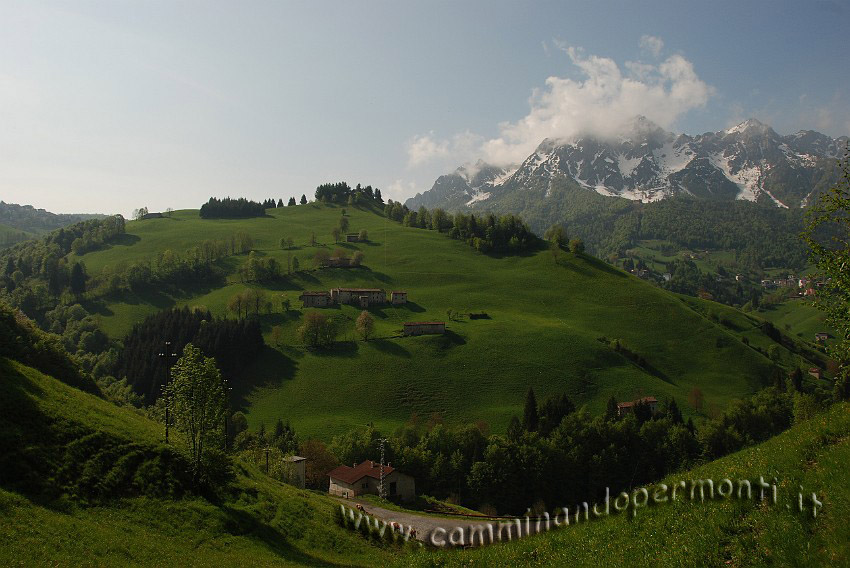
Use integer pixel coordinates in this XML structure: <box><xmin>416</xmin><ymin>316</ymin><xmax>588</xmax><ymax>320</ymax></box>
<box><xmin>0</xmin><ymin>357</ymin><xmax>398</xmax><ymax>567</ymax></box>
<box><xmin>76</xmin><ymin>203</ymin><xmax>821</xmax><ymax>439</ymax></box>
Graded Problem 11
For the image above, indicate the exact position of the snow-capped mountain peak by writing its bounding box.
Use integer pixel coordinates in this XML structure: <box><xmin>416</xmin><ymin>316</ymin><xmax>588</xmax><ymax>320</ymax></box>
<box><xmin>406</xmin><ymin>118</ymin><xmax>847</xmax><ymax>212</ymax></box>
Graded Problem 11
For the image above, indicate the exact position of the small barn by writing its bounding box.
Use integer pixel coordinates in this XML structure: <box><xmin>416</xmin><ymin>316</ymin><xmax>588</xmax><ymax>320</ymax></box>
<box><xmin>402</xmin><ymin>322</ymin><xmax>446</xmax><ymax>336</ymax></box>
<box><xmin>299</xmin><ymin>291</ymin><xmax>331</xmax><ymax>308</ymax></box>
<box><xmin>287</xmin><ymin>456</ymin><xmax>307</xmax><ymax>489</ymax></box>
<box><xmin>141</xmin><ymin>212</ymin><xmax>164</xmax><ymax>220</ymax></box>
<box><xmin>390</xmin><ymin>291</ymin><xmax>408</xmax><ymax>305</ymax></box>
<box><xmin>815</xmin><ymin>332</ymin><xmax>829</xmax><ymax>342</ymax></box>
<box><xmin>616</xmin><ymin>396</ymin><xmax>658</xmax><ymax>417</ymax></box>
<box><xmin>345</xmin><ymin>233</ymin><xmax>361</xmax><ymax>242</ymax></box>
<box><xmin>328</xmin><ymin>460</ymin><xmax>415</xmax><ymax>502</ymax></box>
<box><xmin>809</xmin><ymin>367</ymin><xmax>823</xmax><ymax>379</ymax></box>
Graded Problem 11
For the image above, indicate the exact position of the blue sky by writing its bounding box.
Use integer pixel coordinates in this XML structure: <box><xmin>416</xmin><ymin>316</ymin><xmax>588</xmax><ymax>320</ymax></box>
<box><xmin>1</xmin><ymin>0</ymin><xmax>848</xmax><ymax>216</ymax></box>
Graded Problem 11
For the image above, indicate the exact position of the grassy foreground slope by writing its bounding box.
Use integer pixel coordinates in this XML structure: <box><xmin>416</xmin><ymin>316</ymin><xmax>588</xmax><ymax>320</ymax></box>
<box><xmin>81</xmin><ymin>204</ymin><xmax>808</xmax><ymax>438</ymax></box>
<box><xmin>0</xmin><ymin>358</ymin><xmax>395</xmax><ymax>567</ymax></box>
<box><xmin>406</xmin><ymin>402</ymin><xmax>850</xmax><ymax>567</ymax></box>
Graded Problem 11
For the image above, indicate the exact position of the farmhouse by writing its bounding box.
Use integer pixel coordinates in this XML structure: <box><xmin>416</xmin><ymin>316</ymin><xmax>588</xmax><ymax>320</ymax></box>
<box><xmin>390</xmin><ymin>291</ymin><xmax>407</xmax><ymax>305</ymax></box>
<box><xmin>330</xmin><ymin>288</ymin><xmax>386</xmax><ymax>306</ymax></box>
<box><xmin>345</xmin><ymin>233</ymin><xmax>361</xmax><ymax>242</ymax></box>
<box><xmin>616</xmin><ymin>396</ymin><xmax>658</xmax><ymax>417</ymax></box>
<box><xmin>328</xmin><ymin>460</ymin><xmax>415</xmax><ymax>502</ymax></box>
<box><xmin>809</xmin><ymin>367</ymin><xmax>823</xmax><ymax>379</ymax></box>
<box><xmin>287</xmin><ymin>456</ymin><xmax>307</xmax><ymax>489</ymax></box>
<box><xmin>815</xmin><ymin>332</ymin><xmax>829</xmax><ymax>342</ymax></box>
<box><xmin>299</xmin><ymin>291</ymin><xmax>331</xmax><ymax>308</ymax></box>
<box><xmin>141</xmin><ymin>212</ymin><xmax>164</xmax><ymax>220</ymax></box>
<box><xmin>402</xmin><ymin>321</ymin><xmax>446</xmax><ymax>336</ymax></box>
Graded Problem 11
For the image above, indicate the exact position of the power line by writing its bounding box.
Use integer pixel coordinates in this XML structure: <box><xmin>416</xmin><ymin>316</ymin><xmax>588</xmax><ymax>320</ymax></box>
<box><xmin>158</xmin><ymin>341</ymin><xmax>178</xmax><ymax>444</ymax></box>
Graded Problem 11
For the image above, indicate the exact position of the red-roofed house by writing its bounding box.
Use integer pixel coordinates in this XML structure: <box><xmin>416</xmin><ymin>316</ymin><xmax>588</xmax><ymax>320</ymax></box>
<box><xmin>328</xmin><ymin>460</ymin><xmax>415</xmax><ymax>502</ymax></box>
<box><xmin>616</xmin><ymin>396</ymin><xmax>659</xmax><ymax>417</ymax></box>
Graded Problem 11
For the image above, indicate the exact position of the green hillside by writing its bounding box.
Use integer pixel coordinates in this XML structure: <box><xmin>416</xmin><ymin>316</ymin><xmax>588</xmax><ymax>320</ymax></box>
<box><xmin>77</xmin><ymin>203</ymin><xmax>819</xmax><ymax>439</ymax></box>
<box><xmin>0</xmin><ymin>357</ymin><xmax>396</xmax><ymax>567</ymax></box>
<box><xmin>405</xmin><ymin>401</ymin><xmax>850</xmax><ymax>567</ymax></box>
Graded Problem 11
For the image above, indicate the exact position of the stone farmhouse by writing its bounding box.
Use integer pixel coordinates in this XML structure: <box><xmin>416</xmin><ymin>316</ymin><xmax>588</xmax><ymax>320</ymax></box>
<box><xmin>402</xmin><ymin>322</ymin><xmax>446</xmax><ymax>336</ymax></box>
<box><xmin>328</xmin><ymin>460</ymin><xmax>415</xmax><ymax>502</ymax></box>
<box><xmin>299</xmin><ymin>291</ymin><xmax>331</xmax><ymax>307</ymax></box>
<box><xmin>299</xmin><ymin>288</ymin><xmax>409</xmax><ymax>308</ymax></box>
<box><xmin>616</xmin><ymin>396</ymin><xmax>658</xmax><ymax>417</ymax></box>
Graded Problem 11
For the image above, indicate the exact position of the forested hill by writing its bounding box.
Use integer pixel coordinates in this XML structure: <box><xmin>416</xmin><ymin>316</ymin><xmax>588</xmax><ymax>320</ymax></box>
<box><xmin>0</xmin><ymin>201</ymin><xmax>106</xmax><ymax>234</ymax></box>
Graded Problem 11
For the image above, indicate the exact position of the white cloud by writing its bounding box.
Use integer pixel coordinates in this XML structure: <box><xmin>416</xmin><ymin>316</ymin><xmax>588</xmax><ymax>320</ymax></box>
<box><xmin>407</xmin><ymin>132</ymin><xmax>449</xmax><ymax>166</ymax></box>
<box><xmin>406</xmin><ymin>37</ymin><xmax>714</xmax><ymax>169</ymax></box>
<box><xmin>386</xmin><ymin>178</ymin><xmax>420</xmax><ymax>202</ymax></box>
<box><xmin>639</xmin><ymin>35</ymin><xmax>664</xmax><ymax>58</ymax></box>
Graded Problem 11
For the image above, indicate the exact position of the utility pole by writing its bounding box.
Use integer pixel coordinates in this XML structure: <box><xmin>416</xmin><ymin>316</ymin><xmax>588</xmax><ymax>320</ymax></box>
<box><xmin>264</xmin><ymin>446</ymin><xmax>271</xmax><ymax>473</ymax></box>
<box><xmin>158</xmin><ymin>341</ymin><xmax>178</xmax><ymax>444</ymax></box>
<box><xmin>378</xmin><ymin>437</ymin><xmax>389</xmax><ymax>499</ymax></box>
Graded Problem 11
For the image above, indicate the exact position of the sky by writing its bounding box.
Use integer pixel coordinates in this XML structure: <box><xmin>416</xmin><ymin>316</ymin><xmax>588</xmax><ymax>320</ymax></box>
<box><xmin>1</xmin><ymin>0</ymin><xmax>849</xmax><ymax>217</ymax></box>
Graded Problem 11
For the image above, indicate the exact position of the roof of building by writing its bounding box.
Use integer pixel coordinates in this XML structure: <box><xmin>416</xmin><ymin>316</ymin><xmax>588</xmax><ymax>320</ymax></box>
<box><xmin>327</xmin><ymin>460</ymin><xmax>396</xmax><ymax>485</ymax></box>
<box><xmin>617</xmin><ymin>396</ymin><xmax>658</xmax><ymax>408</ymax></box>
<box><xmin>332</xmin><ymin>287</ymin><xmax>383</xmax><ymax>293</ymax></box>
<box><xmin>286</xmin><ymin>455</ymin><xmax>307</xmax><ymax>462</ymax></box>
<box><xmin>390</xmin><ymin>290</ymin><xmax>407</xmax><ymax>294</ymax></box>
<box><xmin>403</xmin><ymin>321</ymin><xmax>446</xmax><ymax>326</ymax></box>
<box><xmin>300</xmin><ymin>291</ymin><xmax>330</xmax><ymax>296</ymax></box>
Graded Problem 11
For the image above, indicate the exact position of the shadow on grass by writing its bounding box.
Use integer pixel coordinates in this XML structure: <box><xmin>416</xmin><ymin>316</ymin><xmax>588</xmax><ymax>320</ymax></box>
<box><xmin>110</xmin><ymin>233</ymin><xmax>141</xmax><ymax>246</ymax></box>
<box><xmin>397</xmin><ymin>301</ymin><xmax>425</xmax><ymax>313</ymax></box>
<box><xmin>231</xmin><ymin>347</ymin><xmax>298</xmax><ymax>410</ymax></box>
<box><xmin>311</xmin><ymin>341</ymin><xmax>359</xmax><ymax>358</ymax></box>
<box><xmin>370</xmin><ymin>338</ymin><xmax>411</xmax><ymax>358</ymax></box>
<box><xmin>218</xmin><ymin>505</ymin><xmax>348</xmax><ymax>567</ymax></box>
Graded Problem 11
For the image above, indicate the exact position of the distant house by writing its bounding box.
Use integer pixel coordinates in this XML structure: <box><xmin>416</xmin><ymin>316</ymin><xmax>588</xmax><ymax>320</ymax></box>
<box><xmin>815</xmin><ymin>332</ymin><xmax>829</xmax><ymax>342</ymax></box>
<box><xmin>328</xmin><ymin>460</ymin><xmax>415</xmax><ymax>502</ymax></box>
<box><xmin>809</xmin><ymin>367</ymin><xmax>823</xmax><ymax>379</ymax></box>
<box><xmin>287</xmin><ymin>456</ymin><xmax>307</xmax><ymax>489</ymax></box>
<box><xmin>345</xmin><ymin>233</ymin><xmax>361</xmax><ymax>242</ymax></box>
<box><xmin>299</xmin><ymin>291</ymin><xmax>331</xmax><ymax>308</ymax></box>
<box><xmin>141</xmin><ymin>212</ymin><xmax>163</xmax><ymax>220</ymax></box>
<box><xmin>390</xmin><ymin>291</ymin><xmax>408</xmax><ymax>305</ymax></box>
<box><xmin>402</xmin><ymin>322</ymin><xmax>445</xmax><ymax>336</ymax></box>
<box><xmin>662</xmin><ymin>272</ymin><xmax>672</xmax><ymax>282</ymax></box>
<box><xmin>804</xmin><ymin>288</ymin><xmax>816</xmax><ymax>297</ymax></box>
<box><xmin>330</xmin><ymin>288</ymin><xmax>386</xmax><ymax>306</ymax></box>
<box><xmin>616</xmin><ymin>396</ymin><xmax>658</xmax><ymax>417</ymax></box>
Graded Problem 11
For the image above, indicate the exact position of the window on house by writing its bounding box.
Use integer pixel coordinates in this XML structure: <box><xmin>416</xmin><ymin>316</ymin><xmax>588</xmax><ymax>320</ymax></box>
<box><xmin>362</xmin><ymin>482</ymin><xmax>368</xmax><ymax>489</ymax></box>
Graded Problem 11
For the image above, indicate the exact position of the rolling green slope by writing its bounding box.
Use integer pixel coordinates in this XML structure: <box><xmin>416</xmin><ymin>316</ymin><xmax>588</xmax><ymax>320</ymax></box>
<box><xmin>79</xmin><ymin>204</ymin><xmax>811</xmax><ymax>438</ymax></box>
<box><xmin>0</xmin><ymin>357</ymin><xmax>395</xmax><ymax>567</ymax></box>
<box><xmin>405</xmin><ymin>402</ymin><xmax>850</xmax><ymax>567</ymax></box>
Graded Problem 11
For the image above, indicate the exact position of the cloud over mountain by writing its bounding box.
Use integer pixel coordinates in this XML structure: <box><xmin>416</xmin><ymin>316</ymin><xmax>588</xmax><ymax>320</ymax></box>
<box><xmin>407</xmin><ymin>37</ymin><xmax>714</xmax><ymax>169</ymax></box>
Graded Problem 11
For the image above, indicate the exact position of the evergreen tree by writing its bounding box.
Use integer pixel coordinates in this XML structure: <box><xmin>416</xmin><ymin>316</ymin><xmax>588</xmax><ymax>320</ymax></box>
<box><xmin>522</xmin><ymin>387</ymin><xmax>538</xmax><ymax>432</ymax></box>
<box><xmin>69</xmin><ymin>262</ymin><xmax>86</xmax><ymax>296</ymax></box>
<box><xmin>300</xmin><ymin>194</ymin><xmax>307</xmax><ymax>205</ymax></box>
<box><xmin>604</xmin><ymin>396</ymin><xmax>620</xmax><ymax>421</ymax></box>
<box><xmin>277</xmin><ymin>198</ymin><xmax>283</xmax><ymax>207</ymax></box>
<box><xmin>288</xmin><ymin>197</ymin><xmax>296</xmax><ymax>206</ymax></box>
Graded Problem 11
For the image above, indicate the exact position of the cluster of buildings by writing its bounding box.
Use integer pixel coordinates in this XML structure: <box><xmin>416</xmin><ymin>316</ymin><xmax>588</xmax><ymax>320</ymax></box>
<box><xmin>760</xmin><ymin>275</ymin><xmax>825</xmax><ymax>296</ymax></box>
<box><xmin>298</xmin><ymin>287</ymin><xmax>446</xmax><ymax>336</ymax></box>
<box><xmin>300</xmin><ymin>288</ymin><xmax>407</xmax><ymax>308</ymax></box>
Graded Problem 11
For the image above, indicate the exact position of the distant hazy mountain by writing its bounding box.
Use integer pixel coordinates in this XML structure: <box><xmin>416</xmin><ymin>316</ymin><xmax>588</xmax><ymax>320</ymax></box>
<box><xmin>406</xmin><ymin>118</ymin><xmax>846</xmax><ymax>212</ymax></box>
<box><xmin>0</xmin><ymin>202</ymin><xmax>106</xmax><ymax>234</ymax></box>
